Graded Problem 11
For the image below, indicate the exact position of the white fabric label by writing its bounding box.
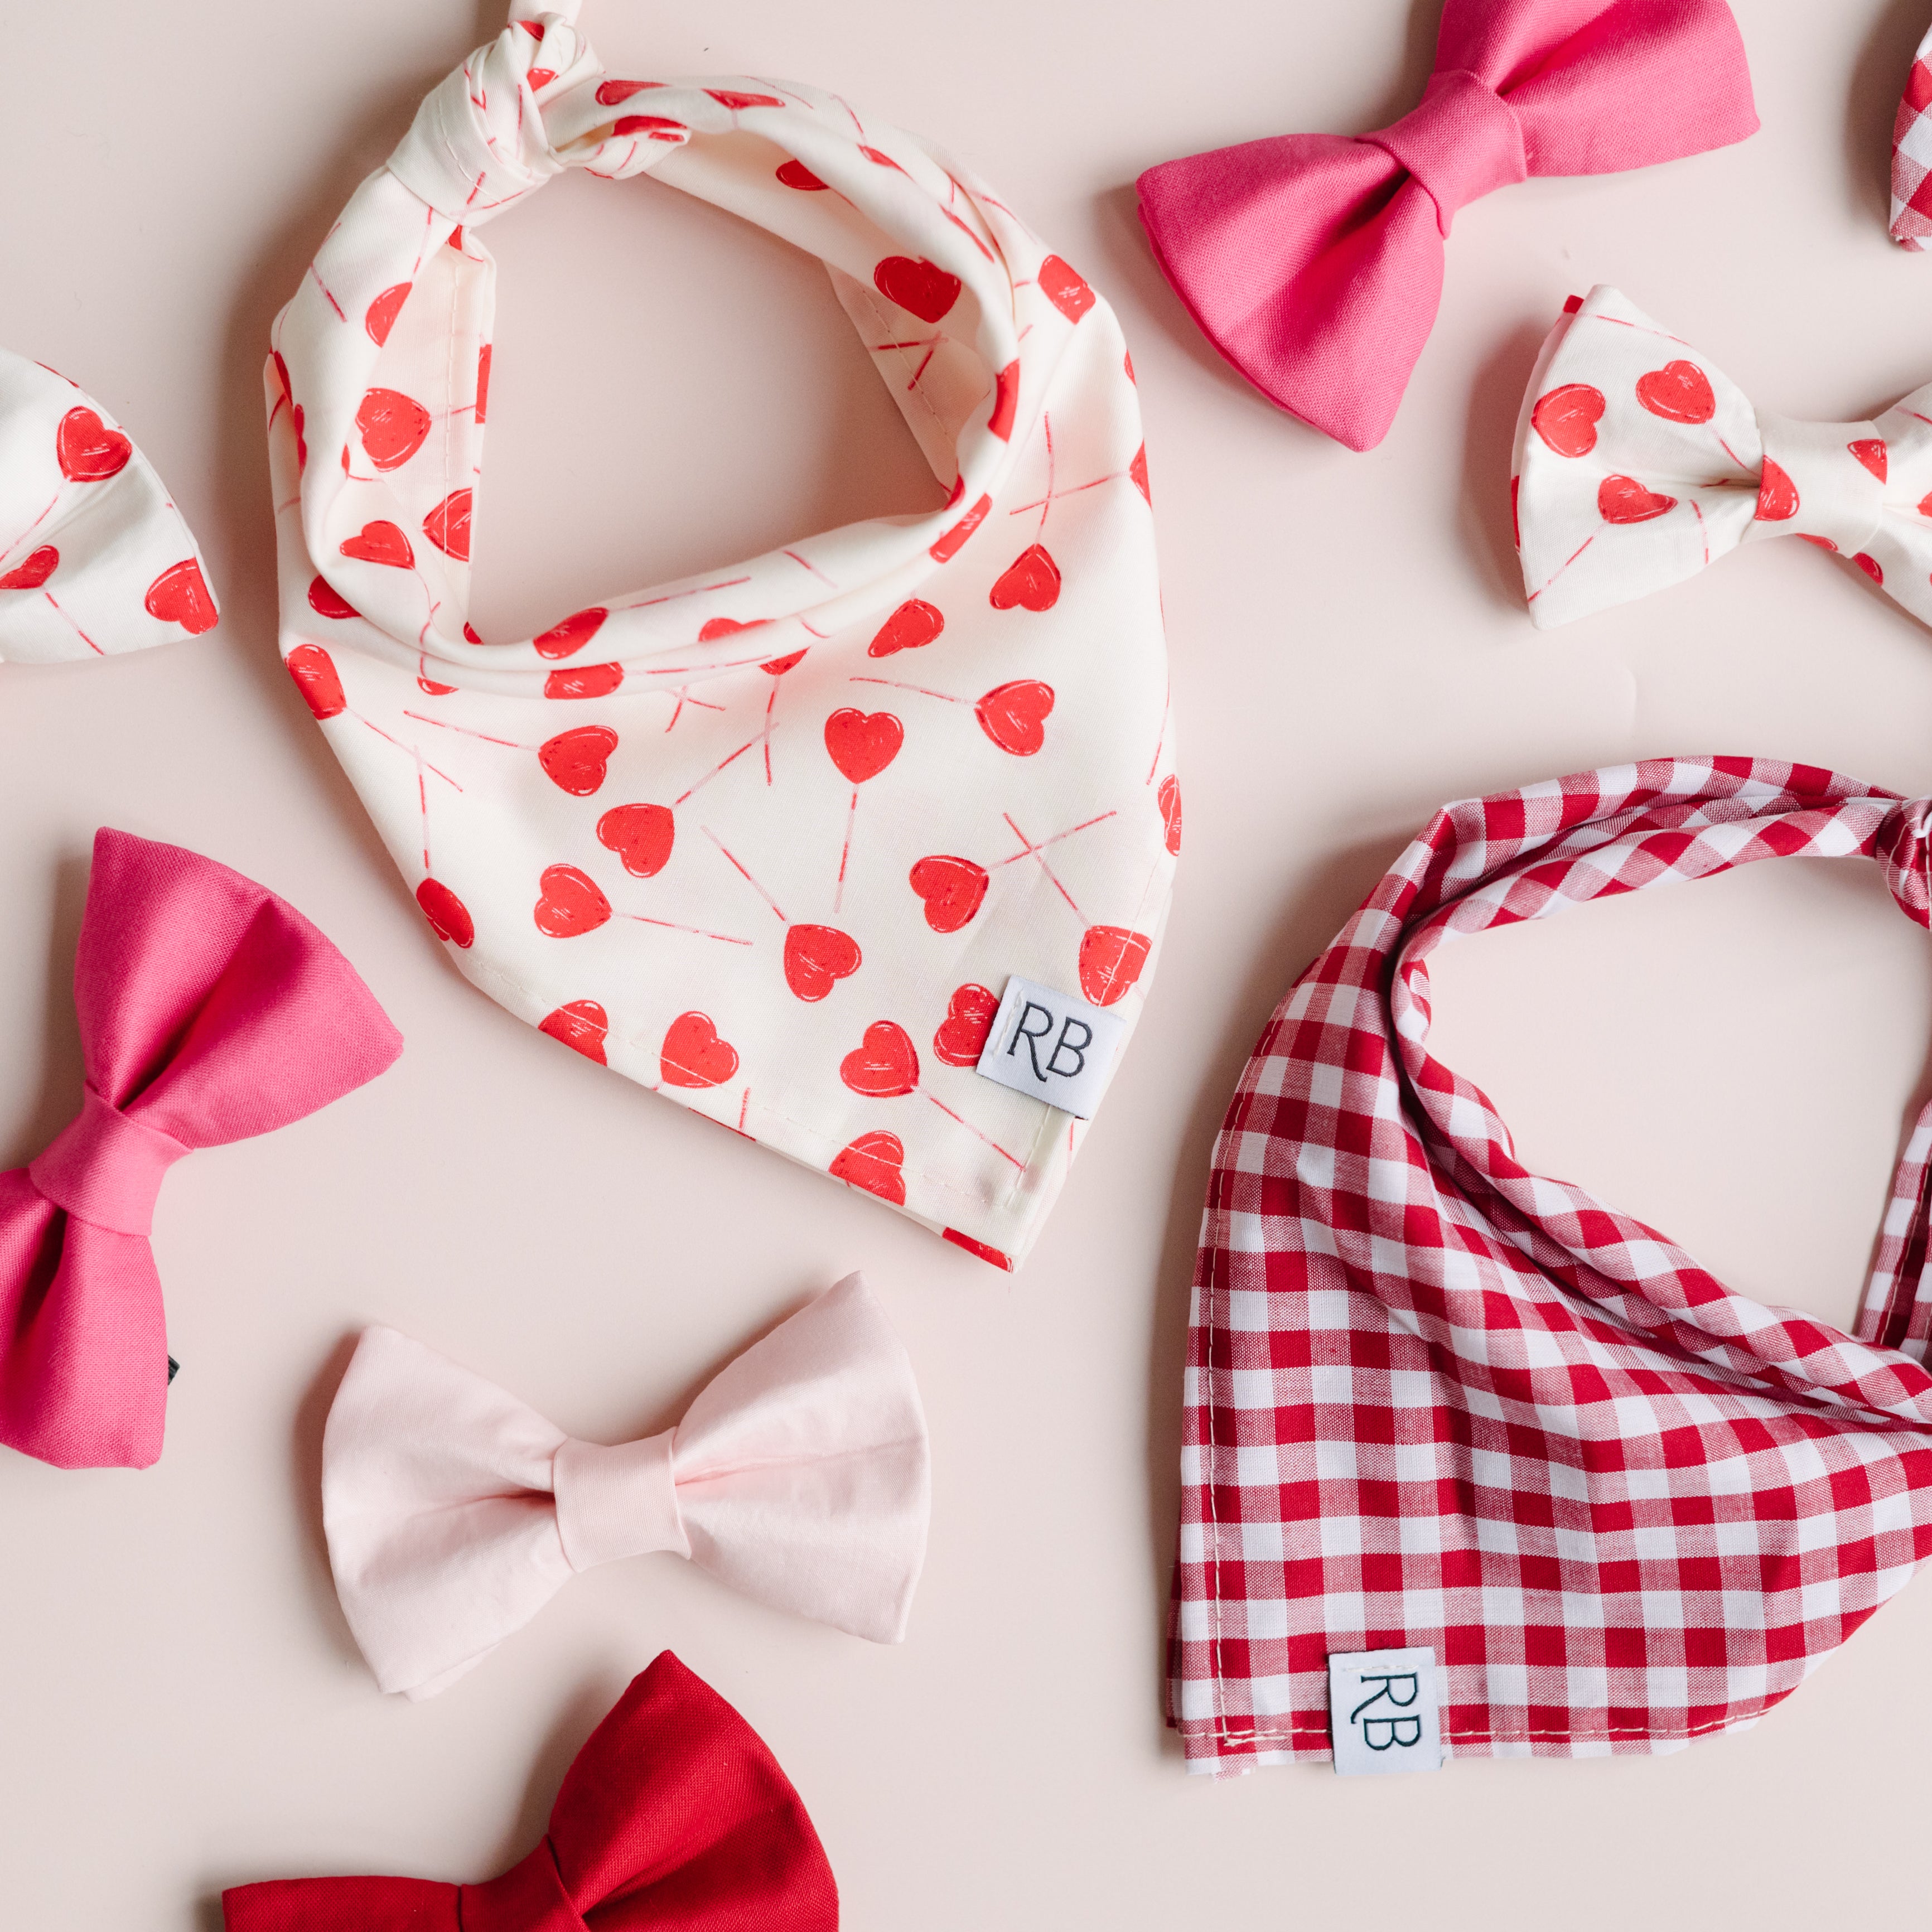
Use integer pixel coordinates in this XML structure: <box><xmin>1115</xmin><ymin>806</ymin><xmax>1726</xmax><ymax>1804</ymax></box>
<box><xmin>973</xmin><ymin>977</ymin><xmax>1126</xmax><ymax>1119</ymax></box>
<box><xmin>1327</xmin><ymin>1647</ymin><xmax>1442</xmax><ymax>1776</ymax></box>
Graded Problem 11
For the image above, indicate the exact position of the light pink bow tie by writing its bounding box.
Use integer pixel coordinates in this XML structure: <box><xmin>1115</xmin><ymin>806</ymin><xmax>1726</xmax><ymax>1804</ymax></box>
<box><xmin>1135</xmin><ymin>0</ymin><xmax>1757</xmax><ymax>451</ymax></box>
<box><xmin>0</xmin><ymin>830</ymin><xmax>403</xmax><ymax>1470</ymax></box>
<box><xmin>323</xmin><ymin>1273</ymin><xmax>930</xmax><ymax>1699</ymax></box>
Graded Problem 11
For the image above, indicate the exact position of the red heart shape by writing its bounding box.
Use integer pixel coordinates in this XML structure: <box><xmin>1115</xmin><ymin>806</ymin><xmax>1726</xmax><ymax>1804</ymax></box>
<box><xmin>830</xmin><ymin>1131</ymin><xmax>905</xmax><ymax>1205</ymax></box>
<box><xmin>144</xmin><ymin>558</ymin><xmax>219</xmax><ymax>633</ymax></box>
<box><xmin>1754</xmin><ymin>458</ymin><xmax>1799</xmax><ymax>523</ymax></box>
<box><xmin>539</xmin><ymin>725</ymin><xmax>617</xmax><ymax>796</ymax></box>
<box><xmin>286</xmin><ymin>643</ymin><xmax>346</xmax><ymax>720</ymax></box>
<box><xmin>1855</xmin><ymin>551</ymin><xmax>1884</xmax><ymax>583</ymax></box>
<box><xmin>777</xmin><ymin>159</ymin><xmax>827</xmax><ymax>190</ymax></box>
<box><xmin>1597</xmin><ymin>475</ymin><xmax>1678</xmax><ymax>525</ymax></box>
<box><xmin>476</xmin><ymin>344</ymin><xmax>492</xmax><ymax>425</ymax></box>
<box><xmin>366</xmin><ymin>284</ymin><xmax>412</xmax><ymax>346</ymax></box>
<box><xmin>870</xmin><ymin>598</ymin><xmax>944</xmax><ymax>658</ymax></box>
<box><xmin>526</xmin><ymin>65</ymin><xmax>557</xmax><ymax>90</ymax></box>
<box><xmin>1038</xmin><ymin>255</ymin><xmax>1095</xmax><ymax>323</ymax></box>
<box><xmin>975</xmin><ymin>680</ymin><xmax>1054</xmax><ymax>756</ymax></box>
<box><xmin>1849</xmin><ymin>437</ymin><xmax>1888</xmax><ymax>482</ymax></box>
<box><xmin>873</xmin><ymin>256</ymin><xmax>962</xmax><ymax>324</ymax></box>
<box><xmin>661</xmin><ymin>1010</ymin><xmax>740</xmax><ymax>1088</ymax></box>
<box><xmin>1078</xmin><ymin>925</ymin><xmax>1149</xmax><ymax>1007</ymax></box>
<box><xmin>356</xmin><ymin>388</ymin><xmax>431</xmax><ymax>471</ymax></box>
<box><xmin>931</xmin><ymin>492</ymin><xmax>989</xmax><ymax>563</ymax></box>
<box><xmin>417</xmin><ymin>877</ymin><xmax>474</xmax><ymax>948</ymax></box>
<box><xmin>597</xmin><ymin>802</ymin><xmax>675</xmax><ymax>877</ymax></box>
<box><xmin>615</xmin><ymin>114</ymin><xmax>689</xmax><ymax>142</ymax></box>
<box><xmin>535</xmin><ymin>607</ymin><xmax>607</xmax><ymax>659</ymax></box>
<box><xmin>1158</xmin><ymin>774</ymin><xmax>1182</xmax><ymax>856</ymax></box>
<box><xmin>423</xmin><ymin>489</ymin><xmax>473</xmax><ymax>561</ymax></box>
<box><xmin>910</xmin><ymin>855</ymin><xmax>988</xmax><ymax>933</ymax></box>
<box><xmin>597</xmin><ymin>79</ymin><xmax>660</xmax><ymax>105</ymax></box>
<box><xmin>534</xmin><ymin>864</ymin><xmax>611</xmax><ymax>938</ymax></box>
<box><xmin>761</xmin><ymin>649</ymin><xmax>808</xmax><ymax>675</ymax></box>
<box><xmin>707</xmin><ymin>87</ymin><xmax>783</xmax><ymax>108</ymax></box>
<box><xmin>546</xmin><ymin>661</ymin><xmax>624</xmax><ymax>699</ymax></box>
<box><xmin>698</xmin><ymin>615</ymin><xmax>767</xmax><ymax>643</ymax></box>
<box><xmin>56</xmin><ymin>407</ymin><xmax>132</xmax><ymax>482</ymax></box>
<box><xmin>784</xmin><ymin>924</ymin><xmax>861</xmax><ymax>1001</ymax></box>
<box><xmin>841</xmin><ymin>1020</ymin><xmax>919</xmax><ymax>1097</ymax></box>
<box><xmin>1129</xmin><ymin>443</ymin><xmax>1150</xmax><ymax>505</ymax></box>
<box><xmin>989</xmin><ymin>544</ymin><xmax>1060</xmax><ymax>612</ymax></box>
<box><xmin>540</xmin><ymin>999</ymin><xmax>608</xmax><ymax>1063</ymax></box>
<box><xmin>308</xmin><ymin>575</ymin><xmax>358</xmax><ymax>620</ymax></box>
<box><xmin>988</xmin><ymin>360</ymin><xmax>1020</xmax><ymax>442</ymax></box>
<box><xmin>341</xmin><ymin>520</ymin><xmax>414</xmax><ymax>568</ymax></box>
<box><xmin>1634</xmin><ymin>363</ymin><xmax>1712</xmax><ymax>427</ymax></box>
<box><xmin>824</xmin><ymin>707</ymin><xmax>904</xmax><ymax>784</ymax></box>
<box><xmin>1530</xmin><ymin>382</ymin><xmax>1607</xmax><ymax>455</ymax></box>
<box><xmin>933</xmin><ymin>983</ymin><xmax>999</xmax><ymax>1066</ymax></box>
<box><xmin>0</xmin><ymin>545</ymin><xmax>57</xmax><ymax>591</ymax></box>
<box><xmin>942</xmin><ymin>1228</ymin><xmax>1012</xmax><ymax>1271</ymax></box>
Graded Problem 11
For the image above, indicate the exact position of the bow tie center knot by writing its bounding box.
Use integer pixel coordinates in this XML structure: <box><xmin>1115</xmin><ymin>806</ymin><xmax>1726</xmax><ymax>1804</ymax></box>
<box><xmin>1877</xmin><ymin>795</ymin><xmax>1932</xmax><ymax>930</ymax></box>
<box><xmin>553</xmin><ymin>1429</ymin><xmax>690</xmax><ymax>1572</ymax></box>
<box><xmin>1746</xmin><ymin>414</ymin><xmax>1888</xmax><ymax>560</ymax></box>
<box><xmin>1365</xmin><ymin>70</ymin><xmax>1527</xmax><ymax>236</ymax></box>
<box><xmin>26</xmin><ymin>1087</ymin><xmax>190</xmax><ymax>1238</ymax></box>
<box><xmin>458</xmin><ymin>1838</ymin><xmax>587</xmax><ymax>1932</ymax></box>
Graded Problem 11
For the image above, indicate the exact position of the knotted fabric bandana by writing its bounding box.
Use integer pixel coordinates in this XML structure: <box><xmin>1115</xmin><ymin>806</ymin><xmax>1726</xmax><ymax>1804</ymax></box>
<box><xmin>0</xmin><ymin>830</ymin><xmax>402</xmax><ymax>1471</ymax></box>
<box><xmin>326</xmin><ymin>1273</ymin><xmax>930</xmax><ymax>1699</ymax></box>
<box><xmin>1134</xmin><ymin>0</ymin><xmax>1756</xmax><ymax>451</ymax></box>
<box><xmin>1170</xmin><ymin>759</ymin><xmax>1932</xmax><ymax>1772</ymax></box>
<box><xmin>0</xmin><ymin>349</ymin><xmax>217</xmax><ymax>661</ymax></box>
<box><xmin>1892</xmin><ymin>25</ymin><xmax>1932</xmax><ymax>249</ymax></box>
<box><xmin>223</xmin><ymin>1652</ymin><xmax>838</xmax><ymax>1931</ymax></box>
<box><xmin>1514</xmin><ymin>286</ymin><xmax>1932</xmax><ymax>629</ymax></box>
<box><xmin>268</xmin><ymin>4</ymin><xmax>1173</xmax><ymax>1273</ymax></box>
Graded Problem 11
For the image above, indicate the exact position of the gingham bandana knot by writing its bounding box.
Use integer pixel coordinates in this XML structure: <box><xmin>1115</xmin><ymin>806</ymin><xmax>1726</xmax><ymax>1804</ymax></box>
<box><xmin>1171</xmin><ymin>758</ymin><xmax>1932</xmax><ymax>1774</ymax></box>
<box><xmin>267</xmin><ymin>3</ymin><xmax>1174</xmax><ymax>1271</ymax></box>
<box><xmin>1892</xmin><ymin>26</ymin><xmax>1932</xmax><ymax>249</ymax></box>
<box><xmin>1514</xmin><ymin>284</ymin><xmax>1932</xmax><ymax>629</ymax></box>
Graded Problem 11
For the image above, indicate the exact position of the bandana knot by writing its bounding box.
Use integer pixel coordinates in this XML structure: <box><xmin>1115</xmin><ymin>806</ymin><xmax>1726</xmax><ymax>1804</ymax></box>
<box><xmin>1364</xmin><ymin>70</ymin><xmax>1527</xmax><ymax>237</ymax></box>
<box><xmin>1877</xmin><ymin>794</ymin><xmax>1932</xmax><ymax>929</ymax></box>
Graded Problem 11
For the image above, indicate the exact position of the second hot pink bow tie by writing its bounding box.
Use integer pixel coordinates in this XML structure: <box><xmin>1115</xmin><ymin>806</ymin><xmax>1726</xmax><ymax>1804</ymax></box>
<box><xmin>0</xmin><ymin>830</ymin><xmax>403</xmax><ymax>1471</ymax></box>
<box><xmin>323</xmin><ymin>1273</ymin><xmax>931</xmax><ymax>1699</ymax></box>
<box><xmin>1135</xmin><ymin>0</ymin><xmax>1757</xmax><ymax>451</ymax></box>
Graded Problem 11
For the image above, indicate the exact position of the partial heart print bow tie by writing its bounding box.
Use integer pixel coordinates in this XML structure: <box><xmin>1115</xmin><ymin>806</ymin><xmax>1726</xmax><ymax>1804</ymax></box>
<box><xmin>325</xmin><ymin>1273</ymin><xmax>929</xmax><ymax>1699</ymax></box>
<box><xmin>0</xmin><ymin>831</ymin><xmax>403</xmax><ymax>1469</ymax></box>
<box><xmin>1136</xmin><ymin>0</ymin><xmax>1757</xmax><ymax>450</ymax></box>
<box><xmin>223</xmin><ymin>1653</ymin><xmax>839</xmax><ymax>1931</ymax></box>
<box><xmin>1514</xmin><ymin>284</ymin><xmax>1932</xmax><ymax>628</ymax></box>
<box><xmin>0</xmin><ymin>349</ymin><xmax>218</xmax><ymax>660</ymax></box>
<box><xmin>1892</xmin><ymin>25</ymin><xmax>1932</xmax><ymax>248</ymax></box>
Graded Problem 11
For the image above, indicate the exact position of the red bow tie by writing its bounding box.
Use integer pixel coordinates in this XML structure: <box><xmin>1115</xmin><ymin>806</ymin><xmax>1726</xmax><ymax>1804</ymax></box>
<box><xmin>223</xmin><ymin>1654</ymin><xmax>839</xmax><ymax>1931</ymax></box>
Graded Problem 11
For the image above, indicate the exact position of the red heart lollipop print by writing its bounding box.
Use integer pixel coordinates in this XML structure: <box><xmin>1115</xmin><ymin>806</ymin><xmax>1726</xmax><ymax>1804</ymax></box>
<box><xmin>942</xmin><ymin>1229</ymin><xmax>1013</xmax><ymax>1270</ymax></box>
<box><xmin>1849</xmin><ymin>438</ymin><xmax>1888</xmax><ymax>482</ymax></box>
<box><xmin>761</xmin><ymin>648</ymin><xmax>808</xmax><ymax>675</ymax></box>
<box><xmin>661</xmin><ymin>1011</ymin><xmax>740</xmax><ymax>1088</ymax></box>
<box><xmin>989</xmin><ymin>545</ymin><xmax>1060</xmax><ymax>612</ymax></box>
<box><xmin>476</xmin><ymin>344</ymin><xmax>492</xmax><ymax>425</ymax></box>
<box><xmin>527</xmin><ymin>65</ymin><xmax>557</xmax><ymax>90</ymax></box>
<box><xmin>1755</xmin><ymin>458</ymin><xmax>1799</xmax><ymax>522</ymax></box>
<box><xmin>536</xmin><ymin>608</ymin><xmax>606</xmax><ymax>659</ymax></box>
<box><xmin>1158</xmin><ymin>773</ymin><xmax>1182</xmax><ymax>856</ymax></box>
<box><xmin>706</xmin><ymin>88</ymin><xmax>784</xmax><ymax>108</ymax></box>
<box><xmin>1129</xmin><ymin>444</ymin><xmax>1151</xmax><ymax>505</ymax></box>
<box><xmin>417</xmin><ymin>877</ymin><xmax>474</xmax><ymax>948</ymax></box>
<box><xmin>0</xmin><ymin>546</ymin><xmax>57</xmax><ymax>591</ymax></box>
<box><xmin>145</xmin><ymin>558</ymin><xmax>218</xmax><ymax>632</ymax></box>
<box><xmin>356</xmin><ymin>388</ymin><xmax>431</xmax><ymax>471</ymax></box>
<box><xmin>910</xmin><ymin>856</ymin><xmax>988</xmax><ymax>933</ymax></box>
<box><xmin>777</xmin><ymin>158</ymin><xmax>828</xmax><ymax>190</ymax></box>
<box><xmin>365</xmin><ymin>283</ymin><xmax>411</xmax><ymax>346</ymax></box>
<box><xmin>873</xmin><ymin>257</ymin><xmax>962</xmax><ymax>324</ymax></box>
<box><xmin>698</xmin><ymin>615</ymin><xmax>767</xmax><ymax>642</ymax></box>
<box><xmin>342</xmin><ymin>521</ymin><xmax>414</xmax><ymax>568</ymax></box>
<box><xmin>615</xmin><ymin>114</ymin><xmax>689</xmax><ymax>142</ymax></box>
<box><xmin>546</xmin><ymin>661</ymin><xmax>624</xmax><ymax>699</ymax></box>
<box><xmin>975</xmin><ymin>680</ymin><xmax>1054</xmax><ymax>756</ymax></box>
<box><xmin>870</xmin><ymin>598</ymin><xmax>944</xmax><ymax>657</ymax></box>
<box><xmin>1634</xmin><ymin>363</ymin><xmax>1714</xmax><ymax>426</ymax></box>
<box><xmin>1038</xmin><ymin>255</ymin><xmax>1095</xmax><ymax>323</ymax></box>
<box><xmin>597</xmin><ymin>801</ymin><xmax>674</xmax><ymax>877</ymax></box>
<box><xmin>56</xmin><ymin>407</ymin><xmax>133</xmax><ymax>482</ymax></box>
<box><xmin>538</xmin><ymin>726</ymin><xmax>618</xmax><ymax>796</ymax></box>
<box><xmin>535</xmin><ymin>864</ymin><xmax>611</xmax><ymax>938</ymax></box>
<box><xmin>424</xmin><ymin>490</ymin><xmax>473</xmax><ymax>561</ymax></box>
<box><xmin>1529</xmin><ymin>383</ymin><xmax>1606</xmax><ymax>455</ymax></box>
<box><xmin>931</xmin><ymin>494</ymin><xmax>990</xmax><ymax>563</ymax></box>
<box><xmin>1597</xmin><ymin>475</ymin><xmax>1678</xmax><ymax>525</ymax></box>
<box><xmin>597</xmin><ymin>79</ymin><xmax>659</xmax><ymax>105</ymax></box>
<box><xmin>824</xmin><ymin>708</ymin><xmax>903</xmax><ymax>784</ymax></box>
<box><xmin>988</xmin><ymin>360</ymin><xmax>1019</xmax><ymax>442</ymax></box>
<box><xmin>1078</xmin><ymin>925</ymin><xmax>1149</xmax><ymax>1007</ymax></box>
<box><xmin>784</xmin><ymin>924</ymin><xmax>862</xmax><ymax>1001</ymax></box>
<box><xmin>286</xmin><ymin>643</ymin><xmax>346</xmax><ymax>720</ymax></box>
<box><xmin>841</xmin><ymin>1021</ymin><xmax>919</xmax><ymax>1098</ymax></box>
<box><xmin>830</xmin><ymin>1131</ymin><xmax>906</xmax><ymax>1205</ymax></box>
<box><xmin>540</xmin><ymin>1000</ymin><xmax>608</xmax><ymax>1063</ymax></box>
<box><xmin>1855</xmin><ymin>552</ymin><xmax>1883</xmax><ymax>583</ymax></box>
<box><xmin>933</xmin><ymin>982</ymin><xmax>999</xmax><ymax>1065</ymax></box>
<box><xmin>308</xmin><ymin>575</ymin><xmax>358</xmax><ymax>620</ymax></box>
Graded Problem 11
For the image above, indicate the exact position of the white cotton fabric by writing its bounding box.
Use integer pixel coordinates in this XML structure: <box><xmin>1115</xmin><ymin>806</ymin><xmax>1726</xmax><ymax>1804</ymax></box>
<box><xmin>266</xmin><ymin>3</ymin><xmax>1175</xmax><ymax>1270</ymax></box>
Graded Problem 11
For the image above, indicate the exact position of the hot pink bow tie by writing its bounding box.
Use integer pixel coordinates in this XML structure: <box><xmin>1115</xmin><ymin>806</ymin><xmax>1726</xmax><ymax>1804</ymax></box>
<box><xmin>0</xmin><ymin>830</ymin><xmax>403</xmax><ymax>1471</ymax></box>
<box><xmin>323</xmin><ymin>1273</ymin><xmax>930</xmax><ymax>1699</ymax></box>
<box><xmin>1135</xmin><ymin>0</ymin><xmax>1757</xmax><ymax>451</ymax></box>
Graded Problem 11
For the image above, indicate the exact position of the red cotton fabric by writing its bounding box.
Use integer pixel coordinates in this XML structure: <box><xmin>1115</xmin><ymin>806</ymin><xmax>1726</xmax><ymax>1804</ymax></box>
<box><xmin>1170</xmin><ymin>758</ymin><xmax>1932</xmax><ymax>1772</ymax></box>
<box><xmin>222</xmin><ymin>1653</ymin><xmax>839</xmax><ymax>1931</ymax></box>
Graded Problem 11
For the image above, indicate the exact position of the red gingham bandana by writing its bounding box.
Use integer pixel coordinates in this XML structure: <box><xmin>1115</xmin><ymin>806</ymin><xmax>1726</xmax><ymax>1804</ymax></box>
<box><xmin>1168</xmin><ymin>757</ymin><xmax>1932</xmax><ymax>1773</ymax></box>
<box><xmin>1894</xmin><ymin>25</ymin><xmax>1932</xmax><ymax>249</ymax></box>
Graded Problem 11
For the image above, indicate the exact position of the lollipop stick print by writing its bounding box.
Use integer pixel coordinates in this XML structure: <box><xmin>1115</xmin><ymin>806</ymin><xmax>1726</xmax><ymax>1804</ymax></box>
<box><xmin>823</xmin><ymin>707</ymin><xmax>903</xmax><ymax>914</ymax></box>
<box><xmin>839</xmin><ymin>1020</ymin><xmax>1025</xmax><ymax>1170</ymax></box>
<box><xmin>757</xmin><ymin>649</ymin><xmax>808</xmax><ymax>782</ymax></box>
<box><xmin>402</xmin><ymin>708</ymin><xmax>621</xmax><ymax>797</ymax></box>
<box><xmin>850</xmin><ymin>674</ymin><xmax>1054</xmax><ymax>757</ymax></box>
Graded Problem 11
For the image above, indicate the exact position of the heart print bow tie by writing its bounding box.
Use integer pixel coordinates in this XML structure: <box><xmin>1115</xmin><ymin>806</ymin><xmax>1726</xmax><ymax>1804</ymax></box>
<box><xmin>325</xmin><ymin>1273</ymin><xmax>930</xmax><ymax>1699</ymax></box>
<box><xmin>1514</xmin><ymin>284</ymin><xmax>1932</xmax><ymax>629</ymax></box>
<box><xmin>0</xmin><ymin>830</ymin><xmax>403</xmax><ymax>1470</ymax></box>
<box><xmin>223</xmin><ymin>1653</ymin><xmax>839</xmax><ymax>1931</ymax></box>
<box><xmin>1136</xmin><ymin>0</ymin><xmax>1757</xmax><ymax>451</ymax></box>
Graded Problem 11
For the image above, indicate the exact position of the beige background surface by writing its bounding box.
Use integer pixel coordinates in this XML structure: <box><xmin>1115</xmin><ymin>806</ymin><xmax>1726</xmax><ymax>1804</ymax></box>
<box><xmin>4</xmin><ymin>1</ymin><xmax>1932</xmax><ymax>1925</ymax></box>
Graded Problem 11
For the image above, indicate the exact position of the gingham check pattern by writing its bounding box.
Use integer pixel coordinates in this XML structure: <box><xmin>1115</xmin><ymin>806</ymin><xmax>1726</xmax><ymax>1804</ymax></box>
<box><xmin>1893</xmin><ymin>30</ymin><xmax>1932</xmax><ymax>249</ymax></box>
<box><xmin>1169</xmin><ymin>758</ymin><xmax>1932</xmax><ymax>1774</ymax></box>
